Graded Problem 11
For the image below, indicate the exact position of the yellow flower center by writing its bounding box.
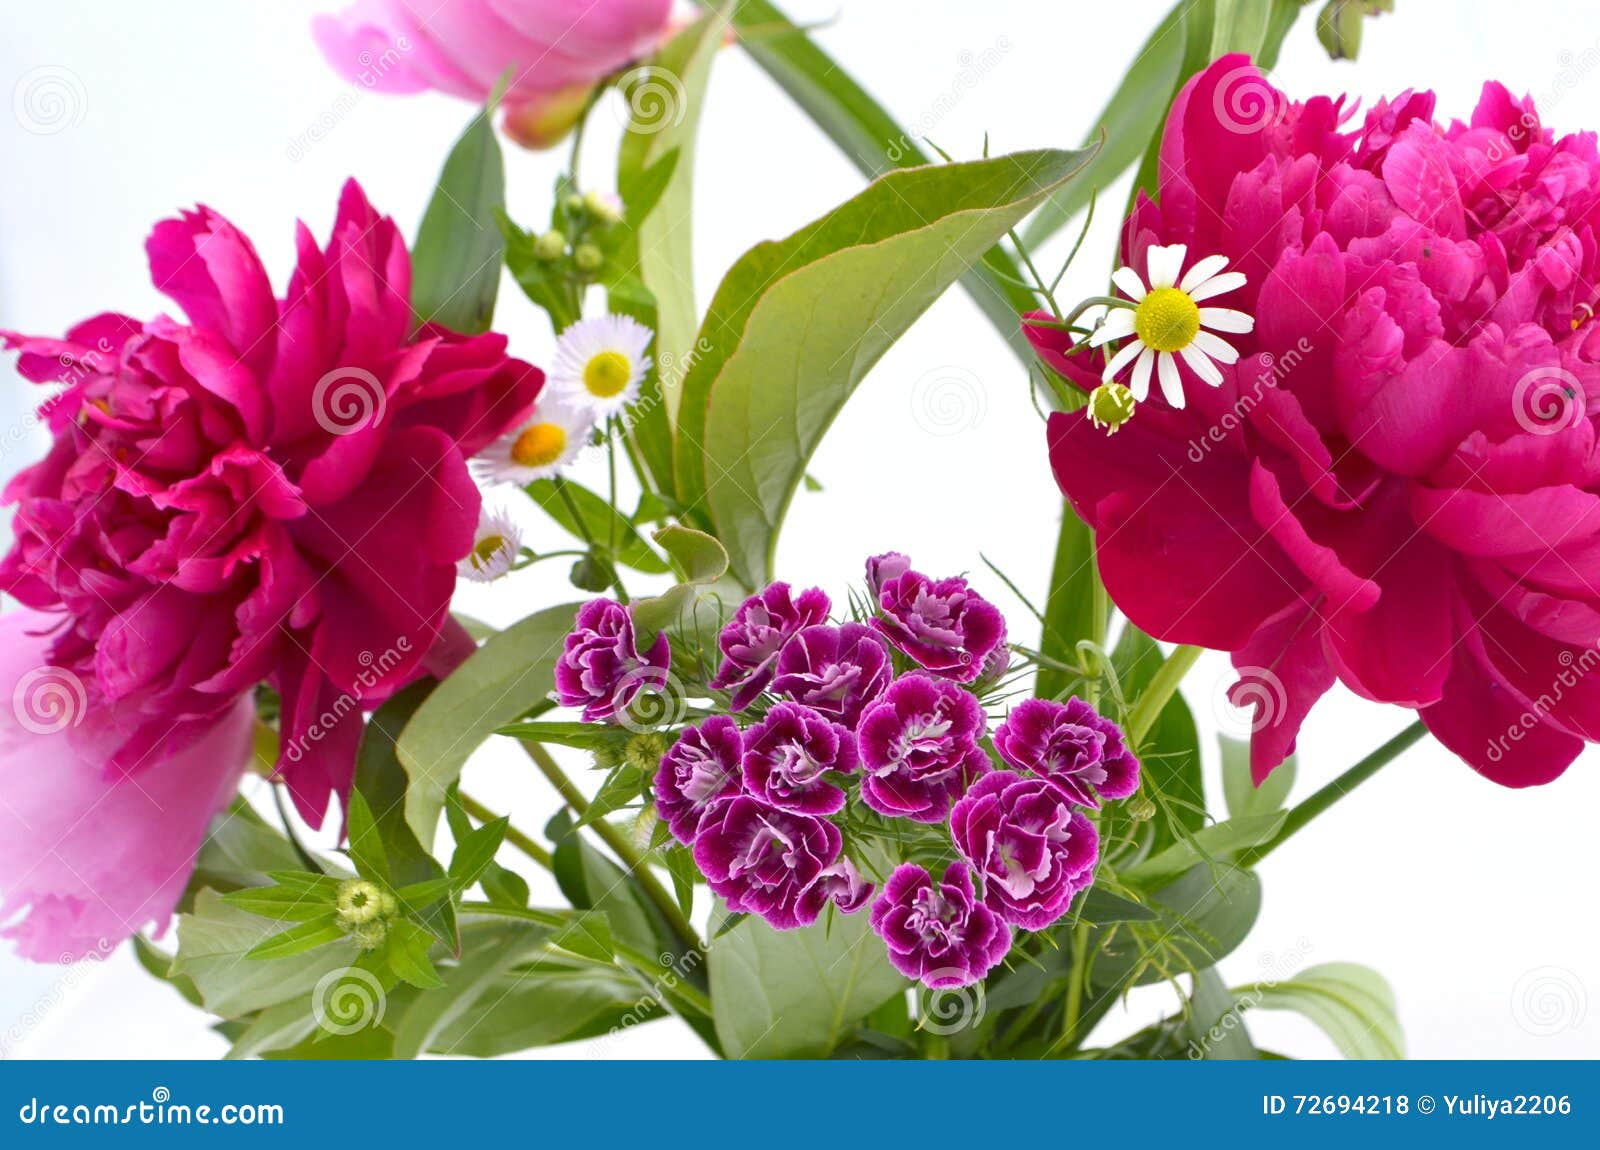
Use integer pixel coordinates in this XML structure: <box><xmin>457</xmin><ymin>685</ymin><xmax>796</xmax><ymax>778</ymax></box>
<box><xmin>1133</xmin><ymin>287</ymin><xmax>1201</xmax><ymax>353</ymax></box>
<box><xmin>471</xmin><ymin>534</ymin><xmax>506</xmax><ymax>569</ymax></box>
<box><xmin>511</xmin><ymin>422</ymin><xmax>567</xmax><ymax>467</ymax></box>
<box><xmin>583</xmin><ymin>351</ymin><xmax>633</xmax><ymax>398</ymax></box>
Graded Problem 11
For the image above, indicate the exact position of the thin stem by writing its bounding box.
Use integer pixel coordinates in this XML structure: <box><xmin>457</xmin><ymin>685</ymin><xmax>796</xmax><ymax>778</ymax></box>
<box><xmin>1126</xmin><ymin>644</ymin><xmax>1203</xmax><ymax>743</ymax></box>
<box><xmin>606</xmin><ymin>417</ymin><xmax>620</xmax><ymax>556</ymax></box>
<box><xmin>456</xmin><ymin>790</ymin><xmax>553</xmax><ymax>871</ymax></box>
<box><xmin>1239</xmin><ymin>721</ymin><xmax>1427</xmax><ymax>868</ymax></box>
<box><xmin>1008</xmin><ymin>227</ymin><xmax>1060</xmax><ymax>320</ymax></box>
<box><xmin>518</xmin><ymin>740</ymin><xmax>704</xmax><ymax>956</ymax></box>
<box><xmin>552</xmin><ymin>474</ymin><xmax>629</xmax><ymax>604</ymax></box>
<box><xmin>1062</xmin><ymin>918</ymin><xmax>1091</xmax><ymax>1046</ymax></box>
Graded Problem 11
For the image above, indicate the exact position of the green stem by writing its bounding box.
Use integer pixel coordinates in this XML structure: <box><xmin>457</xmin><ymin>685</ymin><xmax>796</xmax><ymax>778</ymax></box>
<box><xmin>1239</xmin><ymin>721</ymin><xmax>1427</xmax><ymax>868</ymax></box>
<box><xmin>456</xmin><ymin>790</ymin><xmax>553</xmax><ymax>871</ymax></box>
<box><xmin>1126</xmin><ymin>644</ymin><xmax>1203</xmax><ymax>743</ymax></box>
<box><xmin>518</xmin><ymin>740</ymin><xmax>703</xmax><ymax>956</ymax></box>
<box><xmin>552</xmin><ymin>475</ymin><xmax>629</xmax><ymax>604</ymax></box>
<box><xmin>1062</xmin><ymin>918</ymin><xmax>1091</xmax><ymax>1046</ymax></box>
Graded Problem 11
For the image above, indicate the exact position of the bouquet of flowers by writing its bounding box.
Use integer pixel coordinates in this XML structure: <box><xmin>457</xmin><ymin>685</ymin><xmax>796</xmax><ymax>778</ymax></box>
<box><xmin>4</xmin><ymin>0</ymin><xmax>1588</xmax><ymax>1060</ymax></box>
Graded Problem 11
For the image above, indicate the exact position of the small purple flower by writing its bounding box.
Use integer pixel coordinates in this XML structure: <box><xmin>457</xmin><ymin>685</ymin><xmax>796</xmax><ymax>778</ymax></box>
<box><xmin>869</xmin><ymin>862</ymin><xmax>1011</xmax><ymax>988</ymax></box>
<box><xmin>869</xmin><ymin>560</ymin><xmax>1006</xmax><ymax>684</ymax></box>
<box><xmin>857</xmin><ymin>673</ymin><xmax>989</xmax><ymax>823</ymax></box>
<box><xmin>709</xmin><ymin>583</ymin><xmax>831</xmax><ymax>710</ymax></box>
<box><xmin>555</xmin><ymin>598</ymin><xmax>671</xmax><ymax>723</ymax></box>
<box><xmin>741</xmin><ymin>702</ymin><xmax>858</xmax><ymax>816</ymax></box>
<box><xmin>992</xmin><ymin>697</ymin><xmax>1140</xmax><ymax>808</ymax></box>
<box><xmin>654</xmin><ymin>717</ymin><xmax>744</xmax><ymax>845</ymax></box>
<box><xmin>770</xmin><ymin>623</ymin><xmax>892</xmax><ymax>728</ymax></box>
<box><xmin>693</xmin><ymin>796</ymin><xmax>842</xmax><ymax>930</ymax></box>
<box><xmin>950</xmin><ymin>771</ymin><xmax>1099</xmax><ymax>931</ymax></box>
<box><xmin>797</xmin><ymin>856</ymin><xmax>876</xmax><ymax>920</ymax></box>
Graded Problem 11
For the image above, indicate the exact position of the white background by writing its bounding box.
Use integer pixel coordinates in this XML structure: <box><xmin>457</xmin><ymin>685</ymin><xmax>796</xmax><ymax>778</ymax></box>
<box><xmin>2</xmin><ymin>0</ymin><xmax>1597</xmax><ymax>1060</ymax></box>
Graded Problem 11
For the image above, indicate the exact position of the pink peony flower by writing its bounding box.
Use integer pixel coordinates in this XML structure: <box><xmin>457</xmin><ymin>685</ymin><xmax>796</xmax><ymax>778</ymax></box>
<box><xmin>1029</xmin><ymin>55</ymin><xmax>1600</xmax><ymax>789</ymax></box>
<box><xmin>0</xmin><ymin>610</ymin><xmax>256</xmax><ymax>960</ymax></box>
<box><xmin>1</xmin><ymin>179</ymin><xmax>542</xmax><ymax>828</ymax></box>
<box><xmin>312</xmin><ymin>0</ymin><xmax>676</xmax><ymax>148</ymax></box>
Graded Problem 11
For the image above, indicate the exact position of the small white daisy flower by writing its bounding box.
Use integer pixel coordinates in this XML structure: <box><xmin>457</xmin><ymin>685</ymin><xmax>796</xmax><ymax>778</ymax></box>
<box><xmin>473</xmin><ymin>396</ymin><xmax>594</xmax><ymax>486</ymax></box>
<box><xmin>548</xmin><ymin>314</ymin><xmax>654</xmax><ymax>418</ymax></box>
<box><xmin>1089</xmin><ymin>244</ymin><xmax>1254</xmax><ymax>410</ymax></box>
<box><xmin>459</xmin><ymin>503</ymin><xmax>523</xmax><ymax>583</ymax></box>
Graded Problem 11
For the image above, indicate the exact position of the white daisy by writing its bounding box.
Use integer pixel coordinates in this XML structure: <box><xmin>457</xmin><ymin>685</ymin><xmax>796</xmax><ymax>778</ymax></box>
<box><xmin>473</xmin><ymin>396</ymin><xmax>594</xmax><ymax>486</ymax></box>
<box><xmin>458</xmin><ymin>504</ymin><xmax>523</xmax><ymax>583</ymax></box>
<box><xmin>548</xmin><ymin>314</ymin><xmax>654</xmax><ymax>418</ymax></box>
<box><xmin>1088</xmin><ymin>244</ymin><xmax>1254</xmax><ymax>410</ymax></box>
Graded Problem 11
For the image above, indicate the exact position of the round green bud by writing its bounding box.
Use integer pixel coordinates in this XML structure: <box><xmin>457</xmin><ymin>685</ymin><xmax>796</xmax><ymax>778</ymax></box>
<box><xmin>1125</xmin><ymin>793</ymin><xmax>1157</xmax><ymax>822</ymax></box>
<box><xmin>1087</xmin><ymin>382</ymin><xmax>1137</xmax><ymax>435</ymax></box>
<box><xmin>335</xmin><ymin>879</ymin><xmax>385</xmax><ymax>926</ymax></box>
<box><xmin>573</xmin><ymin>243</ymin><xmax>604</xmax><ymax>274</ymax></box>
<box><xmin>533</xmin><ymin>229</ymin><xmax>567</xmax><ymax>261</ymax></box>
<box><xmin>351</xmin><ymin>920</ymin><xmax>388</xmax><ymax>951</ymax></box>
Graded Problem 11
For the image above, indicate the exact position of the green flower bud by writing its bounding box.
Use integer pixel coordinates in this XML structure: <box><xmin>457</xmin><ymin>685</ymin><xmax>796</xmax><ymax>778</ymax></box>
<box><xmin>1125</xmin><ymin>793</ymin><xmax>1157</xmax><ymax>822</ymax></box>
<box><xmin>335</xmin><ymin>879</ymin><xmax>385</xmax><ymax>926</ymax></box>
<box><xmin>351</xmin><ymin>920</ymin><xmax>389</xmax><ymax>951</ymax></box>
<box><xmin>1087</xmin><ymin>382</ymin><xmax>1137</xmax><ymax>435</ymax></box>
<box><xmin>573</xmin><ymin>243</ymin><xmax>604</xmax><ymax>274</ymax></box>
<box><xmin>582</xmin><ymin>190</ymin><xmax>624</xmax><ymax>225</ymax></box>
<box><xmin>565</xmin><ymin>192</ymin><xmax>588</xmax><ymax>215</ymax></box>
<box><xmin>533</xmin><ymin>229</ymin><xmax>567</xmax><ymax>261</ymax></box>
<box><xmin>624</xmin><ymin>732</ymin><xmax>670</xmax><ymax>772</ymax></box>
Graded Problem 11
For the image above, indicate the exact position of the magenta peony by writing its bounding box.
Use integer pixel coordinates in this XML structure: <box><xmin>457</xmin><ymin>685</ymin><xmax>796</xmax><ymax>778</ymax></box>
<box><xmin>1</xmin><ymin>179</ymin><xmax>542</xmax><ymax>830</ymax></box>
<box><xmin>1031</xmin><ymin>55</ymin><xmax>1600</xmax><ymax>788</ymax></box>
<box><xmin>312</xmin><ymin>0</ymin><xmax>675</xmax><ymax>148</ymax></box>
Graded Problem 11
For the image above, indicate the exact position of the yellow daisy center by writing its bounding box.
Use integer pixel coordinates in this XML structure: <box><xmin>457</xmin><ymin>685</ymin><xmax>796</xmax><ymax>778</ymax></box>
<box><xmin>511</xmin><ymin>422</ymin><xmax>567</xmax><ymax>467</ymax></box>
<box><xmin>471</xmin><ymin>534</ymin><xmax>506</xmax><ymax>568</ymax></box>
<box><xmin>1133</xmin><ymin>287</ymin><xmax>1201</xmax><ymax>353</ymax></box>
<box><xmin>582</xmin><ymin>351</ymin><xmax>633</xmax><ymax>398</ymax></box>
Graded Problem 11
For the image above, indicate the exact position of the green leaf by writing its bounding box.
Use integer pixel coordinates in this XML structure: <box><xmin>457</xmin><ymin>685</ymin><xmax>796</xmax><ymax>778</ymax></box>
<box><xmin>1019</xmin><ymin>1</ymin><xmax>1192</xmax><ymax>249</ymax></box>
<box><xmin>550</xmin><ymin>911</ymin><xmax>617</xmax><ymax>965</ymax></box>
<box><xmin>675</xmin><ymin>147</ymin><xmax>1091</xmax><ymax>587</ymax></box>
<box><xmin>174</xmin><ymin>890</ymin><xmax>361</xmax><ymax>1017</ymax></box>
<box><xmin>548</xmin><ymin>810</ymin><xmax>680</xmax><ymax>964</ymax></box>
<box><xmin>447</xmin><ymin>819</ymin><xmax>509</xmax><ymax>892</ymax></box>
<box><xmin>1238</xmin><ymin>962</ymin><xmax>1405</xmax><ymax>1059</ymax></box>
<box><xmin>1222</xmin><ymin>733</ymin><xmax>1297</xmax><ymax>820</ymax></box>
<box><xmin>576</xmin><ymin>761</ymin><xmax>649</xmax><ymax>828</ymax></box>
<box><xmin>221</xmin><ymin>884</ymin><xmax>336</xmax><ymax>924</ymax></box>
<box><xmin>343</xmin><ymin>791</ymin><xmax>389</xmax><ymax>884</ymax></box>
<box><xmin>708</xmin><ymin>0</ymin><xmax>1039</xmax><ymax>359</ymax></box>
<box><xmin>617</xmin><ymin>7</ymin><xmax>728</xmax><ymax>424</ymax></box>
<box><xmin>1108</xmin><ymin>627</ymin><xmax>1204</xmax><ymax>854</ymax></box>
<box><xmin>1073</xmin><ymin>886</ymin><xmax>1159</xmax><ymax>927</ymax></box>
<box><xmin>382</xmin><ymin>920</ymin><xmax>445</xmax><ymax>991</ymax></box>
<box><xmin>1091</xmin><ymin>863</ymin><xmax>1261</xmax><ymax>992</ymax></box>
<box><xmin>411</xmin><ymin>102</ymin><xmax>505</xmax><ymax>334</ymax></box>
<box><xmin>653</xmin><ymin>524</ymin><xmax>729</xmax><ymax>583</ymax></box>
<box><xmin>1035</xmin><ymin>503</ymin><xmax>1099</xmax><ymax>703</ymax></box>
<box><xmin>501</xmin><ymin>211</ymin><xmax>581</xmax><ymax>333</ymax></box>
<box><xmin>708</xmin><ymin>904</ymin><xmax>906</xmax><ymax>1058</ymax></box>
<box><xmin>396</xmin><ymin>602</ymin><xmax>581</xmax><ymax>847</ymax></box>
<box><xmin>525</xmin><ymin>478</ymin><xmax>669</xmax><ymax>574</ymax></box>
<box><xmin>443</xmin><ymin>790</ymin><xmax>530</xmax><ymax>910</ymax></box>
<box><xmin>1123</xmin><ymin>811</ymin><xmax>1287</xmax><ymax>889</ymax></box>
<box><xmin>247</xmin><ymin>917</ymin><xmax>348</xmax><ymax>961</ymax></box>
<box><xmin>424</xmin><ymin>958</ymin><xmax>648</xmax><ymax>1056</ymax></box>
<box><xmin>1211</xmin><ymin>0</ymin><xmax>1275</xmax><ymax>55</ymax></box>
<box><xmin>187</xmin><ymin>799</ymin><xmax>322</xmax><ymax>901</ymax></box>
<box><xmin>492</xmin><ymin>719</ymin><xmax>633</xmax><ymax>751</ymax></box>
<box><xmin>224</xmin><ymin>999</ymin><xmax>322</xmax><ymax>1060</ymax></box>
<box><xmin>388</xmin><ymin>918</ymin><xmax>552</xmax><ymax>1060</ymax></box>
<box><xmin>1185</xmin><ymin>967</ymin><xmax>1257</xmax><ymax>1059</ymax></box>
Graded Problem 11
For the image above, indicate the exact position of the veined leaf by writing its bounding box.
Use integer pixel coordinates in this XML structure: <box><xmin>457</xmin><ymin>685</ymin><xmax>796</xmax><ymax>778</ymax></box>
<box><xmin>675</xmin><ymin>147</ymin><xmax>1092</xmax><ymax>587</ymax></box>
<box><xmin>525</xmin><ymin>478</ymin><xmax>669</xmax><ymax>574</ymax></box>
<box><xmin>411</xmin><ymin>102</ymin><xmax>505</xmax><ymax>334</ymax></box>
<box><xmin>1236</xmin><ymin>962</ymin><xmax>1405</xmax><ymax>1059</ymax></box>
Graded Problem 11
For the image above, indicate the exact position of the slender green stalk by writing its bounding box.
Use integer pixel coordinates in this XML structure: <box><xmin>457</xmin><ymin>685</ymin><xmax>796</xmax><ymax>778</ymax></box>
<box><xmin>1062</xmin><ymin>918</ymin><xmax>1091</xmax><ymax>1045</ymax></box>
<box><xmin>1239</xmin><ymin>721</ymin><xmax>1427</xmax><ymax>867</ymax></box>
<box><xmin>1126</xmin><ymin>644</ymin><xmax>1203</xmax><ymax>743</ymax></box>
<box><xmin>456</xmin><ymin>790</ymin><xmax>553</xmax><ymax>870</ymax></box>
<box><xmin>518</xmin><ymin>740</ymin><xmax>703</xmax><ymax>956</ymax></box>
<box><xmin>552</xmin><ymin>474</ymin><xmax>629</xmax><ymax>604</ymax></box>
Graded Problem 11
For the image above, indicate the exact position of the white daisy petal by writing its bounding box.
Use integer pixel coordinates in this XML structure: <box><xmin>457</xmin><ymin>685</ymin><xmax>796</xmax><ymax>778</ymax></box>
<box><xmin>1146</xmin><ymin>244</ymin><xmax>1188</xmax><ymax>289</ymax></box>
<box><xmin>1199</xmin><ymin>307</ymin><xmax>1255</xmax><ymax>334</ymax></box>
<box><xmin>548</xmin><ymin>314</ymin><xmax>655</xmax><ymax>417</ymax></box>
<box><xmin>1089</xmin><ymin>309</ymin><xmax>1137</xmax><ymax>347</ymax></box>
<box><xmin>472</xmin><ymin>396</ymin><xmax>596</xmax><ymax>486</ymax></box>
<box><xmin>459</xmin><ymin>504</ymin><xmax>523</xmax><ymax>583</ymax></box>
<box><xmin>1156</xmin><ymin>352</ymin><xmax>1186</xmax><ymax>409</ymax></box>
<box><xmin>1187</xmin><ymin>271</ymin><xmax>1247</xmax><ymax>302</ymax></box>
<box><xmin>1130</xmin><ymin>346</ymin><xmax>1156</xmax><ymax>401</ymax></box>
<box><xmin>1180</xmin><ymin>343</ymin><xmax>1225</xmax><ymax>386</ymax></box>
<box><xmin>1179</xmin><ymin>254</ymin><xmax>1230</xmax><ymax>293</ymax></box>
<box><xmin>1192</xmin><ymin>330</ymin><xmax>1241</xmax><ymax>365</ymax></box>
<box><xmin>1111</xmin><ymin>266</ymin><xmax>1148</xmax><ymax>302</ymax></box>
<box><xmin>1102</xmin><ymin>338</ymin><xmax>1145</xmax><ymax>383</ymax></box>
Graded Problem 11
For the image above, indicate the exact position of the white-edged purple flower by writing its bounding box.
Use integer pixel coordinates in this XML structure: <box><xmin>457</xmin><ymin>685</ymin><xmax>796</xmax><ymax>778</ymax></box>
<box><xmin>797</xmin><ymin>856</ymin><xmax>875</xmax><ymax>920</ymax></box>
<box><xmin>709</xmin><ymin>582</ymin><xmax>831</xmax><ymax>710</ymax></box>
<box><xmin>869</xmin><ymin>862</ymin><xmax>1011</xmax><ymax>988</ymax></box>
<box><xmin>741</xmin><ymin>702</ymin><xmax>858</xmax><ymax>816</ymax></box>
<box><xmin>770</xmin><ymin>622</ymin><xmax>892</xmax><ymax>728</ymax></box>
<box><xmin>693</xmin><ymin>796</ymin><xmax>843</xmax><ymax>930</ymax></box>
<box><xmin>950</xmin><ymin>771</ymin><xmax>1099</xmax><ymax>931</ymax></box>
<box><xmin>868</xmin><ymin>557</ymin><xmax>1006</xmax><ymax>684</ymax></box>
<box><xmin>555</xmin><ymin>598</ymin><xmax>671</xmax><ymax>723</ymax></box>
<box><xmin>654</xmin><ymin>716</ymin><xmax>744</xmax><ymax>845</ymax></box>
<box><xmin>857</xmin><ymin>673</ymin><xmax>990</xmax><ymax>823</ymax></box>
<box><xmin>992</xmin><ymin>697</ymin><xmax>1140</xmax><ymax>808</ymax></box>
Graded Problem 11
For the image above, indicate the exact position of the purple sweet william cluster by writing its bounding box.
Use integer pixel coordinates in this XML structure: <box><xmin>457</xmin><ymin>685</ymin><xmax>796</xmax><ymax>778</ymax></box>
<box><xmin>562</xmin><ymin>554</ymin><xmax>1141</xmax><ymax>989</ymax></box>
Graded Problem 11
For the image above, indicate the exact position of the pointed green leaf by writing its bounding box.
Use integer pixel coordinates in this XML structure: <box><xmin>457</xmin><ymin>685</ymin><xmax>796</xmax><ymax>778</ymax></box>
<box><xmin>525</xmin><ymin>478</ymin><xmax>669</xmax><ymax>574</ymax></box>
<box><xmin>447</xmin><ymin>819</ymin><xmax>509</xmax><ymax>891</ymax></box>
<box><xmin>1237</xmin><ymin>962</ymin><xmax>1405</xmax><ymax>1059</ymax></box>
<box><xmin>1221</xmin><ymin>733</ymin><xmax>1297</xmax><ymax>820</ymax></box>
<box><xmin>246</xmin><ymin>917</ymin><xmax>348</xmax><ymax>961</ymax></box>
<box><xmin>411</xmin><ymin>102</ymin><xmax>505</xmax><ymax>333</ymax></box>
